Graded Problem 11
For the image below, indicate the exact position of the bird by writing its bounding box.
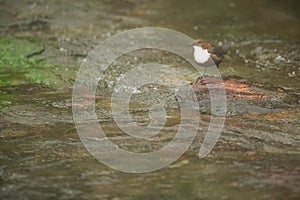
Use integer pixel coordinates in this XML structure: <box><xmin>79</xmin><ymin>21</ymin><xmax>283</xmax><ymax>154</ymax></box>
<box><xmin>191</xmin><ymin>39</ymin><xmax>231</xmax><ymax>77</ymax></box>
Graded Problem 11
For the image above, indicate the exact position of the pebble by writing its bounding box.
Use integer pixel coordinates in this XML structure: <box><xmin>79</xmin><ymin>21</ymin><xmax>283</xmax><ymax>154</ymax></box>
<box><xmin>288</xmin><ymin>71</ymin><xmax>296</xmax><ymax>77</ymax></box>
<box><xmin>59</xmin><ymin>47</ymin><xmax>67</xmax><ymax>52</ymax></box>
<box><xmin>274</xmin><ymin>55</ymin><xmax>286</xmax><ymax>63</ymax></box>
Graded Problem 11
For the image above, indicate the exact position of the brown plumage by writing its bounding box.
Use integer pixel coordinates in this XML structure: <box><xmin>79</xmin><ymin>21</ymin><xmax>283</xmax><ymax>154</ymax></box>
<box><xmin>193</xmin><ymin>39</ymin><xmax>231</xmax><ymax>67</ymax></box>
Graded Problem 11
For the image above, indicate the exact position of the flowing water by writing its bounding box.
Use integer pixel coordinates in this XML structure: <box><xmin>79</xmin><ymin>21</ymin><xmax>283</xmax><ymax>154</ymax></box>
<box><xmin>0</xmin><ymin>0</ymin><xmax>299</xmax><ymax>199</ymax></box>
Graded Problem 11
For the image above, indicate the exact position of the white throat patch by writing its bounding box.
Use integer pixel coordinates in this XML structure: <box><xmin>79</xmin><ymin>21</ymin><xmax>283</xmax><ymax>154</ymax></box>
<box><xmin>193</xmin><ymin>46</ymin><xmax>210</xmax><ymax>64</ymax></box>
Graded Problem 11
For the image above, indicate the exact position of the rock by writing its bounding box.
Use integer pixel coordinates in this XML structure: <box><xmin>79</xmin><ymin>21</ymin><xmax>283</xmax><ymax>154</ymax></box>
<box><xmin>274</xmin><ymin>55</ymin><xmax>286</xmax><ymax>63</ymax></box>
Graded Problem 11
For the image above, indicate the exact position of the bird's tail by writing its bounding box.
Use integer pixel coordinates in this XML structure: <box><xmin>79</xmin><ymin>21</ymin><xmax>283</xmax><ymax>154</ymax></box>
<box><xmin>209</xmin><ymin>42</ymin><xmax>232</xmax><ymax>57</ymax></box>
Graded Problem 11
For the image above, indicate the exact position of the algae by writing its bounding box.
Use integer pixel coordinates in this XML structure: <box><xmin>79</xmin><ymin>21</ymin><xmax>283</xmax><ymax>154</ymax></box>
<box><xmin>0</xmin><ymin>37</ymin><xmax>76</xmax><ymax>88</ymax></box>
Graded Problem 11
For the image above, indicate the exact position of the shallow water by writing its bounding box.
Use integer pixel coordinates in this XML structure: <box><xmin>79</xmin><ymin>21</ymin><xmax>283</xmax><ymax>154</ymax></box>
<box><xmin>0</xmin><ymin>0</ymin><xmax>300</xmax><ymax>199</ymax></box>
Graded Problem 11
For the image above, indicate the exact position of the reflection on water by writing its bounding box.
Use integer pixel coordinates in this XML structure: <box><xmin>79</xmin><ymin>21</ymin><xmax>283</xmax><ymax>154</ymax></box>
<box><xmin>0</xmin><ymin>0</ymin><xmax>300</xmax><ymax>199</ymax></box>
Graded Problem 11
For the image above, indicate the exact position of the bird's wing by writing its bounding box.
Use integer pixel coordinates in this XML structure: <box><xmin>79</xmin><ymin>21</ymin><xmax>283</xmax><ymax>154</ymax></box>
<box><xmin>208</xmin><ymin>44</ymin><xmax>231</xmax><ymax>57</ymax></box>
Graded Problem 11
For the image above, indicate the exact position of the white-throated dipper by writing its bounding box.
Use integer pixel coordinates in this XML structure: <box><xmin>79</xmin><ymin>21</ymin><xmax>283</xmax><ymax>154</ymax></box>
<box><xmin>191</xmin><ymin>39</ymin><xmax>231</xmax><ymax>76</ymax></box>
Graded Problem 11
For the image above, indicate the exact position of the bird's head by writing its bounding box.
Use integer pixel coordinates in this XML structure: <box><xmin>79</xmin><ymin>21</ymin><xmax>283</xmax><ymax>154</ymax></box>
<box><xmin>190</xmin><ymin>39</ymin><xmax>205</xmax><ymax>47</ymax></box>
<box><xmin>190</xmin><ymin>39</ymin><xmax>213</xmax><ymax>50</ymax></box>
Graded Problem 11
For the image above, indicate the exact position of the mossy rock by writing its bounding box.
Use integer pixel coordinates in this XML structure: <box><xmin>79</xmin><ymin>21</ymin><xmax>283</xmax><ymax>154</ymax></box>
<box><xmin>0</xmin><ymin>37</ymin><xmax>76</xmax><ymax>87</ymax></box>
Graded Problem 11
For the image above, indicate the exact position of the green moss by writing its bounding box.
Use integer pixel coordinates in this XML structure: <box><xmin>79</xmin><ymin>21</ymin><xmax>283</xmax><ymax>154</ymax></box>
<box><xmin>0</xmin><ymin>37</ymin><xmax>76</xmax><ymax>88</ymax></box>
<box><xmin>0</xmin><ymin>90</ymin><xmax>12</xmax><ymax>109</ymax></box>
<box><xmin>0</xmin><ymin>37</ymin><xmax>44</xmax><ymax>67</ymax></box>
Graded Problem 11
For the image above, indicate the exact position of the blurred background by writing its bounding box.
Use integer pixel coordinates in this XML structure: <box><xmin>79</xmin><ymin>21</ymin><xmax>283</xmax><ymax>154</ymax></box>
<box><xmin>0</xmin><ymin>0</ymin><xmax>299</xmax><ymax>199</ymax></box>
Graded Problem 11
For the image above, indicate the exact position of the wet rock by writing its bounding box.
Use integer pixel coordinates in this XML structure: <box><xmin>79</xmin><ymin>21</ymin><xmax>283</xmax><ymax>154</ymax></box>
<box><xmin>192</xmin><ymin>76</ymin><xmax>295</xmax><ymax>115</ymax></box>
<box><xmin>251</xmin><ymin>46</ymin><xmax>268</xmax><ymax>56</ymax></box>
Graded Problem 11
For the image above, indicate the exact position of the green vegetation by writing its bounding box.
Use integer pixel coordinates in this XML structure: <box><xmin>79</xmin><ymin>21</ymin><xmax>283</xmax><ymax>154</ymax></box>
<box><xmin>0</xmin><ymin>37</ymin><xmax>45</xmax><ymax>67</ymax></box>
<box><xmin>0</xmin><ymin>37</ymin><xmax>76</xmax><ymax>87</ymax></box>
<box><xmin>0</xmin><ymin>90</ymin><xmax>12</xmax><ymax>109</ymax></box>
